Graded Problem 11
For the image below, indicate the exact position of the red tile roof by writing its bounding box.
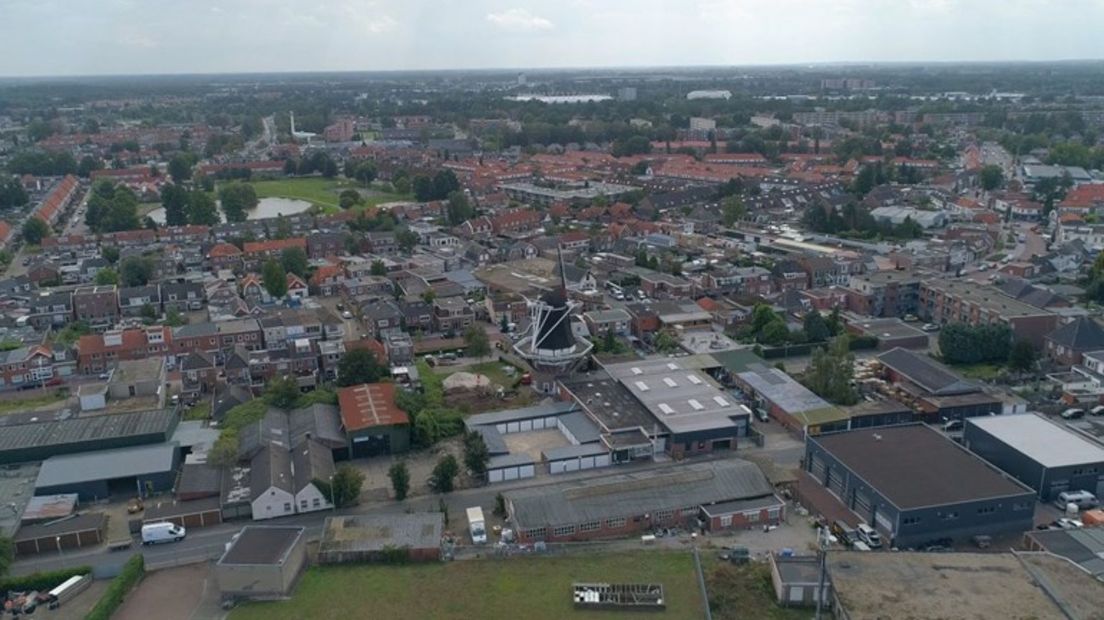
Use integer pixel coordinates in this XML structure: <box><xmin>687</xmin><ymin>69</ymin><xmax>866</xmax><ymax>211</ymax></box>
<box><xmin>337</xmin><ymin>383</ymin><xmax>408</xmax><ymax>431</ymax></box>
<box><xmin>76</xmin><ymin>327</ymin><xmax>171</xmax><ymax>357</ymax></box>
<box><xmin>208</xmin><ymin>243</ymin><xmax>242</xmax><ymax>258</ymax></box>
<box><xmin>243</xmin><ymin>237</ymin><xmax>307</xmax><ymax>255</ymax></box>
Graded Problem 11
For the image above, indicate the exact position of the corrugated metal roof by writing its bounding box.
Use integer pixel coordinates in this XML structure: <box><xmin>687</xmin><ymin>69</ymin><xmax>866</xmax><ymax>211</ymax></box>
<box><xmin>0</xmin><ymin>409</ymin><xmax>176</xmax><ymax>454</ymax></box>
<box><xmin>967</xmin><ymin>414</ymin><xmax>1104</xmax><ymax>469</ymax></box>
<box><xmin>36</xmin><ymin>443</ymin><xmax>177</xmax><ymax>488</ymax></box>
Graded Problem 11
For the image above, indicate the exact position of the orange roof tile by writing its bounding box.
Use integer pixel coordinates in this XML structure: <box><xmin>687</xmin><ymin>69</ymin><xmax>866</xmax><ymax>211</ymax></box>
<box><xmin>337</xmin><ymin>383</ymin><xmax>408</xmax><ymax>431</ymax></box>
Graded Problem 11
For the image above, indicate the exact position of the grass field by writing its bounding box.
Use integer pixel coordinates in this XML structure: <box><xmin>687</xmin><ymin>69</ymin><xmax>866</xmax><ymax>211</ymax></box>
<box><xmin>229</xmin><ymin>551</ymin><xmax>704</xmax><ymax>620</ymax></box>
<box><xmin>705</xmin><ymin>560</ymin><xmax>809</xmax><ymax>620</ymax></box>
<box><xmin>0</xmin><ymin>391</ymin><xmax>66</xmax><ymax>415</ymax></box>
<box><xmin>250</xmin><ymin>178</ymin><xmax>411</xmax><ymax>212</ymax></box>
<box><xmin>952</xmin><ymin>362</ymin><xmax>1004</xmax><ymax>381</ymax></box>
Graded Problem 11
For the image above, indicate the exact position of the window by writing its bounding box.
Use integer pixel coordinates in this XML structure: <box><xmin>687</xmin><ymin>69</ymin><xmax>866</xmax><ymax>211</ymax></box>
<box><xmin>300</xmin><ymin>500</ymin><xmax>308</xmax><ymax>510</ymax></box>
<box><xmin>942</xmin><ymin>511</ymin><xmax>959</xmax><ymax>521</ymax></box>
<box><xmin>655</xmin><ymin>510</ymin><xmax>674</xmax><ymax>522</ymax></box>
<box><xmin>1012</xmin><ymin>502</ymin><xmax>1031</xmax><ymax>512</ymax></box>
<box><xmin>977</xmin><ymin>506</ymin><xmax>995</xmax><ymax>515</ymax></box>
<box><xmin>283</xmin><ymin>502</ymin><xmax>292</xmax><ymax>512</ymax></box>
<box><xmin>552</xmin><ymin>525</ymin><xmax>575</xmax><ymax>537</ymax></box>
<box><xmin>313</xmin><ymin>498</ymin><xmax>321</xmax><ymax>507</ymax></box>
<box><xmin>745</xmin><ymin>510</ymin><xmax>760</xmax><ymax>523</ymax></box>
<box><xmin>605</xmin><ymin>517</ymin><xmax>626</xmax><ymax>529</ymax></box>
<box><xmin>579</xmin><ymin>521</ymin><xmax>601</xmax><ymax>533</ymax></box>
<box><xmin>720</xmin><ymin>515</ymin><xmax>732</xmax><ymax>527</ymax></box>
<box><xmin>902</xmin><ymin>516</ymin><xmax>921</xmax><ymax>526</ymax></box>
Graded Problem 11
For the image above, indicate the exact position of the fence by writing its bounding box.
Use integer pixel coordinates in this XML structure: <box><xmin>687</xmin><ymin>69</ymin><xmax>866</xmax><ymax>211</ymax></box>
<box><xmin>144</xmin><ymin>543</ymin><xmax>226</xmax><ymax>571</ymax></box>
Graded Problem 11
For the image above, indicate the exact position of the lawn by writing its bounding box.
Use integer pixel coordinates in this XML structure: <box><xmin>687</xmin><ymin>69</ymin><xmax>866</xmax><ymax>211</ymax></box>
<box><xmin>250</xmin><ymin>178</ymin><xmax>412</xmax><ymax>212</ymax></box>
<box><xmin>230</xmin><ymin>551</ymin><xmax>704</xmax><ymax>620</ymax></box>
<box><xmin>438</xmin><ymin>360</ymin><xmax>522</xmax><ymax>389</ymax></box>
<box><xmin>0</xmin><ymin>391</ymin><xmax>66</xmax><ymax>415</ymax></box>
<box><xmin>705</xmin><ymin>560</ymin><xmax>811</xmax><ymax>620</ymax></box>
<box><xmin>952</xmin><ymin>362</ymin><xmax>1004</xmax><ymax>381</ymax></box>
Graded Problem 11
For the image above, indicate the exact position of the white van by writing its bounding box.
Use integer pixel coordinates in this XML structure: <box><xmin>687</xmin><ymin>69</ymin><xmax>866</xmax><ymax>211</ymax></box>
<box><xmin>141</xmin><ymin>522</ymin><xmax>186</xmax><ymax>545</ymax></box>
<box><xmin>856</xmin><ymin>523</ymin><xmax>882</xmax><ymax>549</ymax></box>
<box><xmin>1055</xmin><ymin>490</ymin><xmax>1098</xmax><ymax>511</ymax></box>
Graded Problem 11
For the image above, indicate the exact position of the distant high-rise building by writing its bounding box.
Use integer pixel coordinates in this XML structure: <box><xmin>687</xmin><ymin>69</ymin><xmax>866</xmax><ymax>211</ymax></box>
<box><xmin>517</xmin><ymin>73</ymin><xmax>527</xmax><ymax>86</ymax></box>
<box><xmin>617</xmin><ymin>87</ymin><xmax>637</xmax><ymax>101</ymax></box>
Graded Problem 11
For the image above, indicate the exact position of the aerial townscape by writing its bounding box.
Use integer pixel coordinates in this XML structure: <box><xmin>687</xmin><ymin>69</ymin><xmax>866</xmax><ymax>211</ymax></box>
<box><xmin>1</xmin><ymin>5</ymin><xmax>1104</xmax><ymax>620</ymax></box>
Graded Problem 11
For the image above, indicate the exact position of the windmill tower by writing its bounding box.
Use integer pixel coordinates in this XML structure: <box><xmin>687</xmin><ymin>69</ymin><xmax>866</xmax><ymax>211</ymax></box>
<box><xmin>512</xmin><ymin>249</ymin><xmax>592</xmax><ymax>392</ymax></box>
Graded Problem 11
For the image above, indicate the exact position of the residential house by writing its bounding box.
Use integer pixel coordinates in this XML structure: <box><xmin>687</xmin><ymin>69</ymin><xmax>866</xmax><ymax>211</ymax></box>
<box><xmin>361</xmin><ymin>301</ymin><xmax>405</xmax><ymax>339</ymax></box>
<box><xmin>207</xmin><ymin>243</ymin><xmax>243</xmax><ymax>272</ymax></box>
<box><xmin>160</xmin><ymin>281</ymin><xmax>205</xmax><ymax>313</ymax></box>
<box><xmin>286</xmin><ymin>273</ymin><xmax>309</xmax><ymax>300</ymax></box>
<box><xmin>27</xmin><ymin>290</ymin><xmax>72</xmax><ymax>330</ymax></box>
<box><xmin>433</xmin><ymin>297</ymin><xmax>474</xmax><ymax>334</ymax></box>
<box><xmin>118</xmin><ymin>285</ymin><xmax>161</xmax><ymax>318</ymax></box>
<box><xmin>76</xmin><ymin>327</ymin><xmax>172</xmax><ymax>374</ymax></box>
<box><xmin>0</xmin><ymin>345</ymin><xmax>63</xmax><ymax>391</ymax></box>
<box><xmin>181</xmin><ymin>351</ymin><xmax>218</xmax><ymax>395</ymax></box>
<box><xmin>1045</xmin><ymin>317</ymin><xmax>1104</xmax><ymax>367</ymax></box>
<box><xmin>307</xmin><ymin>232</ymin><xmax>345</xmax><ymax>259</ymax></box>
<box><xmin>73</xmin><ymin>285</ymin><xmax>119</xmax><ymax>332</ymax></box>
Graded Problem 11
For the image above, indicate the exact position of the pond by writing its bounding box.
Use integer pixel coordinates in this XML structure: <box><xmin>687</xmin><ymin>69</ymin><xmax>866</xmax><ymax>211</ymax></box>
<box><xmin>147</xmin><ymin>197</ymin><xmax>312</xmax><ymax>225</ymax></box>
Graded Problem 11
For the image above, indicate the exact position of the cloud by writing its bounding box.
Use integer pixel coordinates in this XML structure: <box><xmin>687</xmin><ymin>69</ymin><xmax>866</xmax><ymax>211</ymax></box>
<box><xmin>486</xmin><ymin>8</ymin><xmax>553</xmax><ymax>32</ymax></box>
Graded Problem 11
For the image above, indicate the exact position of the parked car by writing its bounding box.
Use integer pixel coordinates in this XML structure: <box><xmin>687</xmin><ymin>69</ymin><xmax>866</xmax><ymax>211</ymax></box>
<box><xmin>1056</xmin><ymin>518</ymin><xmax>1084</xmax><ymax>530</ymax></box>
<box><xmin>941</xmin><ymin>419</ymin><xmax>963</xmax><ymax>432</ymax></box>
<box><xmin>1060</xmin><ymin>408</ymin><xmax>1085</xmax><ymax>420</ymax></box>
<box><xmin>1090</xmin><ymin>405</ymin><xmax>1104</xmax><ymax>417</ymax></box>
<box><xmin>1055</xmin><ymin>490</ymin><xmax>1098</xmax><ymax>511</ymax></box>
<box><xmin>921</xmin><ymin>323</ymin><xmax>941</xmax><ymax>332</ymax></box>
<box><xmin>341</xmin><ymin>310</ymin><xmax>353</xmax><ymax>319</ymax></box>
<box><xmin>856</xmin><ymin>523</ymin><xmax>882</xmax><ymax>549</ymax></box>
<box><xmin>831</xmin><ymin>520</ymin><xmax>858</xmax><ymax>547</ymax></box>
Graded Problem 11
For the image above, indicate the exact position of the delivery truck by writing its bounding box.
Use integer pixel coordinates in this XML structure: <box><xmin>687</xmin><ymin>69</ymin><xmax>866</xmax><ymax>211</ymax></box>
<box><xmin>141</xmin><ymin>522</ymin><xmax>186</xmax><ymax>545</ymax></box>
<box><xmin>467</xmin><ymin>506</ymin><xmax>487</xmax><ymax>544</ymax></box>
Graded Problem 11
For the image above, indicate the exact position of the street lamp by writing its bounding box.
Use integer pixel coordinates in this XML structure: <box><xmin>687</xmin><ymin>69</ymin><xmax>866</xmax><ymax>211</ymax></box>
<box><xmin>328</xmin><ymin>474</ymin><xmax>336</xmax><ymax>511</ymax></box>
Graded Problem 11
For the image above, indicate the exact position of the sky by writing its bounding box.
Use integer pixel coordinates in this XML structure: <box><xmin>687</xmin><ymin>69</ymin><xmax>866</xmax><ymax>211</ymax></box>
<box><xmin>1</xmin><ymin>0</ymin><xmax>1103</xmax><ymax>77</ymax></box>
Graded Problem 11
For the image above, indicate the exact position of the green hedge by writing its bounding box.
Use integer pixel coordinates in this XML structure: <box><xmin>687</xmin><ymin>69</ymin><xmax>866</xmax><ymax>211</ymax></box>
<box><xmin>85</xmin><ymin>554</ymin><xmax>144</xmax><ymax>620</ymax></box>
<box><xmin>0</xmin><ymin>565</ymin><xmax>92</xmax><ymax>595</ymax></box>
<box><xmin>760</xmin><ymin>335</ymin><xmax>879</xmax><ymax>359</ymax></box>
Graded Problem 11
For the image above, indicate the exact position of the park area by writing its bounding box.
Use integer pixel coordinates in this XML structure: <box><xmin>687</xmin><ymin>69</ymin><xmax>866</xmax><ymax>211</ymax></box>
<box><xmin>229</xmin><ymin>551</ymin><xmax>706</xmax><ymax>620</ymax></box>
<box><xmin>250</xmin><ymin>177</ymin><xmax>411</xmax><ymax>212</ymax></box>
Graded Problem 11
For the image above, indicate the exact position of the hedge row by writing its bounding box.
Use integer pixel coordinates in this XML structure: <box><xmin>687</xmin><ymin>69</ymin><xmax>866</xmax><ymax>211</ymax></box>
<box><xmin>0</xmin><ymin>565</ymin><xmax>92</xmax><ymax>595</ymax></box>
<box><xmin>758</xmin><ymin>335</ymin><xmax>879</xmax><ymax>359</ymax></box>
<box><xmin>85</xmin><ymin>554</ymin><xmax>144</xmax><ymax>620</ymax></box>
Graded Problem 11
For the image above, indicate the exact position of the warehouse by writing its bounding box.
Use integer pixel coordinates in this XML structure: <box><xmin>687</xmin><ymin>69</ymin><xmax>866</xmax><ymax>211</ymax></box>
<box><xmin>337</xmin><ymin>383</ymin><xmax>410</xmax><ymax>457</ymax></box>
<box><xmin>0</xmin><ymin>409</ymin><xmax>178</xmax><ymax>464</ymax></box>
<box><xmin>805</xmin><ymin>424</ymin><xmax>1035</xmax><ymax>548</ymax></box>
<box><xmin>963</xmin><ymin>414</ymin><xmax>1104</xmax><ymax>501</ymax></box>
<box><xmin>34</xmin><ymin>443</ymin><xmax>179</xmax><ymax>501</ymax></box>
<box><xmin>318</xmin><ymin>513</ymin><xmax>444</xmax><ymax>564</ymax></box>
<box><xmin>735</xmin><ymin>364</ymin><xmax>849</xmax><ymax>436</ymax></box>
<box><xmin>875</xmin><ymin>348</ymin><xmax>1001</xmax><ymax>421</ymax></box>
<box><xmin>505</xmin><ymin>460</ymin><xmax>780</xmax><ymax>543</ymax></box>
<box><xmin>216</xmin><ymin>526</ymin><xmax>307</xmax><ymax>601</ymax></box>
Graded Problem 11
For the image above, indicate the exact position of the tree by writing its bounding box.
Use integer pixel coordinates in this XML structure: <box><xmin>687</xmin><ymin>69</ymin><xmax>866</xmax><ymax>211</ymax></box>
<box><xmin>339</xmin><ymin>189</ymin><xmax>362</xmax><ymax>210</ymax></box>
<box><xmin>94</xmin><ymin>268</ymin><xmax>119</xmax><ymax>285</ymax></box>
<box><xmin>160</xmin><ymin>183</ymin><xmax>190</xmax><ymax>227</ymax></box>
<box><xmin>464</xmin><ymin>324</ymin><xmax>491</xmax><ymax>358</ymax></box>
<box><xmin>804</xmin><ymin>336</ymin><xmax>858</xmax><ymax>405</ymax></box>
<box><xmin>77</xmin><ymin>155</ymin><xmax>102</xmax><ymax>178</ymax></box>
<box><xmin>388</xmin><ymin>462</ymin><xmax>410</xmax><ymax>501</ymax></box>
<box><xmin>939</xmin><ymin>323</ymin><xmax>1012</xmax><ymax>365</ymax></box>
<box><xmin>979</xmin><ymin>165</ymin><xmax>1004</xmax><ymax>191</ymax></box>
<box><xmin>463</xmin><ymin>431</ymin><xmax>490</xmax><ymax>478</ymax></box>
<box><xmin>140</xmin><ymin>303</ymin><xmax>158</xmax><ymax>321</ymax></box>
<box><xmin>446</xmin><ymin>191</ymin><xmax>474</xmax><ymax>226</ymax></box>
<box><xmin>396</xmin><ymin>228</ymin><xmax>419</xmax><ymax>253</ymax></box>
<box><xmin>0</xmin><ymin>534</ymin><xmax>14</xmax><ymax>577</ymax></box>
<box><xmin>264</xmin><ymin>375</ymin><xmax>300</xmax><ymax>409</ymax></box>
<box><xmin>262</xmin><ymin>259</ymin><xmax>288</xmax><ymax>299</ymax></box>
<box><xmin>187</xmin><ymin>190</ymin><xmax>220</xmax><ymax>225</ymax></box>
<box><xmin>429</xmin><ymin>454</ymin><xmax>460</xmax><ymax>493</ymax></box>
<box><xmin>119</xmin><ymin>256</ymin><xmax>154</xmax><ymax>286</ymax></box>
<box><xmin>21</xmin><ymin>217</ymin><xmax>50</xmax><ymax>245</ymax></box>
<box><xmin>412</xmin><ymin>175</ymin><xmax>434</xmax><ymax>201</ymax></box>
<box><xmin>1008</xmin><ymin>340</ymin><xmax>1038</xmax><ymax>373</ymax></box>
<box><xmin>432</xmin><ymin>170</ymin><xmax>460</xmax><ymax>201</ymax></box>
<box><xmin>280</xmin><ymin>246</ymin><xmax>309</xmax><ymax>278</ymax></box>
<box><xmin>499</xmin><ymin>313</ymin><xmax>510</xmax><ymax>333</ymax></box>
<box><xmin>330</xmin><ymin>464</ymin><xmax>365</xmax><ymax>507</ymax></box>
<box><xmin>370</xmin><ymin>259</ymin><xmax>387</xmax><ymax>276</ymax></box>
<box><xmin>759</xmin><ymin>321</ymin><xmax>789</xmax><ymax>346</ymax></box>
<box><xmin>353</xmin><ymin>161</ymin><xmax>377</xmax><ymax>186</ymax></box>
<box><xmin>219</xmin><ymin>182</ymin><xmax>259</xmax><ymax>222</ymax></box>
<box><xmin>722</xmin><ymin>196</ymin><xmax>746</xmax><ymax>227</ymax></box>
<box><xmin>826</xmin><ymin>306</ymin><xmax>843</xmax><ymax>336</ymax></box>
<box><xmin>611</xmin><ymin>135</ymin><xmax>653</xmax><ymax>157</ymax></box>
<box><xmin>336</xmin><ymin>349</ymin><xmax>387</xmax><ymax>387</ymax></box>
<box><xmin>102</xmin><ymin>246</ymin><xmax>120</xmax><ymax>264</ymax></box>
<box><xmin>803</xmin><ymin>310</ymin><xmax>831</xmax><ymax>343</ymax></box>
<box><xmin>168</xmin><ymin>153</ymin><xmax>194</xmax><ymax>183</ymax></box>
<box><xmin>654</xmin><ymin>328</ymin><xmax>680</xmax><ymax>353</ymax></box>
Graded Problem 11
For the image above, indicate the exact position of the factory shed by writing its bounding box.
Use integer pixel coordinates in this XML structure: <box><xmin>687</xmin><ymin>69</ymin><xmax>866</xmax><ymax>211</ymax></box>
<box><xmin>35</xmin><ymin>443</ymin><xmax>179</xmax><ymax>501</ymax></box>
<box><xmin>0</xmin><ymin>409</ymin><xmax>178</xmax><ymax>464</ymax></box>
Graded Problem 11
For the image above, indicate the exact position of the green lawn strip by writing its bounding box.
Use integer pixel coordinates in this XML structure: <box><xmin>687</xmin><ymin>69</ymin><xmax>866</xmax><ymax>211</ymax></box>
<box><xmin>951</xmin><ymin>362</ymin><xmax>1003</xmax><ymax>381</ymax></box>
<box><xmin>230</xmin><ymin>551</ymin><xmax>703</xmax><ymax>620</ymax></box>
<box><xmin>0</xmin><ymin>392</ymin><xmax>66</xmax><ymax>415</ymax></box>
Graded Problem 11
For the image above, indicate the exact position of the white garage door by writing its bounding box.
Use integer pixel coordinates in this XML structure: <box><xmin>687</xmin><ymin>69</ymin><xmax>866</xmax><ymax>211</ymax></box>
<box><xmin>550</xmin><ymin>461</ymin><xmax>566</xmax><ymax>475</ymax></box>
<box><xmin>520</xmin><ymin>420</ymin><xmax>532</xmax><ymax>432</ymax></box>
<box><xmin>544</xmin><ymin>416</ymin><xmax>558</xmax><ymax>427</ymax></box>
<box><xmin>531</xmin><ymin>418</ymin><xmax>545</xmax><ymax>430</ymax></box>
<box><xmin>595</xmin><ymin>454</ymin><xmax>611</xmax><ymax>467</ymax></box>
<box><xmin>580</xmin><ymin>456</ymin><xmax>595</xmax><ymax>469</ymax></box>
<box><xmin>507</xmin><ymin>422</ymin><xmax>520</xmax><ymax>433</ymax></box>
<box><xmin>503</xmin><ymin>467</ymin><xmax>519</xmax><ymax>481</ymax></box>
<box><xmin>519</xmin><ymin>465</ymin><xmax>535</xmax><ymax>479</ymax></box>
<box><xmin>496</xmin><ymin>423</ymin><xmax>507</xmax><ymax>434</ymax></box>
<box><xmin>564</xmin><ymin>460</ymin><xmax>579</xmax><ymax>472</ymax></box>
<box><xmin>489</xmin><ymin>469</ymin><xmax>504</xmax><ymax>483</ymax></box>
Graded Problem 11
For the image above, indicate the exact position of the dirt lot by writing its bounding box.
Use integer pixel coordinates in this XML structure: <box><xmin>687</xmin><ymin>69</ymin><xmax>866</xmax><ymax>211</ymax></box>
<box><xmin>502</xmin><ymin>428</ymin><xmax>569</xmax><ymax>461</ymax></box>
<box><xmin>350</xmin><ymin>437</ymin><xmax>465</xmax><ymax>500</ymax></box>
<box><xmin>114</xmin><ymin>563</ymin><xmax>220</xmax><ymax>620</ymax></box>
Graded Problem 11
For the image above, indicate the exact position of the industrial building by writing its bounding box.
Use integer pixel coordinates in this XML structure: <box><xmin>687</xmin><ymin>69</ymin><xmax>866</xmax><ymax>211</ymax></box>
<box><xmin>318</xmin><ymin>513</ymin><xmax>444</xmax><ymax>564</ymax></box>
<box><xmin>561</xmin><ymin>358</ymin><xmax>751</xmax><ymax>459</ymax></box>
<box><xmin>874</xmin><ymin>348</ymin><xmax>1001</xmax><ymax>421</ymax></box>
<box><xmin>216</xmin><ymin>526</ymin><xmax>308</xmax><ymax>601</ymax></box>
<box><xmin>34</xmin><ymin>443</ymin><xmax>179</xmax><ymax>501</ymax></box>
<box><xmin>337</xmin><ymin>383</ymin><xmax>410</xmax><ymax>457</ymax></box>
<box><xmin>505</xmin><ymin>460</ymin><xmax>782</xmax><ymax>543</ymax></box>
<box><xmin>735</xmin><ymin>364</ymin><xmax>848</xmax><ymax>436</ymax></box>
<box><xmin>1025</xmin><ymin>527</ymin><xmax>1104</xmax><ymax>579</ymax></box>
<box><xmin>805</xmin><ymin>425</ymin><xmax>1035</xmax><ymax>547</ymax></box>
<box><xmin>963</xmin><ymin>414</ymin><xmax>1104</xmax><ymax>500</ymax></box>
<box><xmin>0</xmin><ymin>409</ymin><xmax>178</xmax><ymax>464</ymax></box>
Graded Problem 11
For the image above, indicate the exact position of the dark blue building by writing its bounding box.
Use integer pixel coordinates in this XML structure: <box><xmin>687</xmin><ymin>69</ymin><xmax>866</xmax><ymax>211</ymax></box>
<box><xmin>34</xmin><ymin>443</ymin><xmax>180</xmax><ymax>502</ymax></box>
<box><xmin>805</xmin><ymin>424</ymin><xmax>1035</xmax><ymax>547</ymax></box>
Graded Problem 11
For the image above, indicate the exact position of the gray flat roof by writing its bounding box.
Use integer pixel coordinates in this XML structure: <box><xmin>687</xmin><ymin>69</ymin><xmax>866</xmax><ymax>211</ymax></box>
<box><xmin>603</xmin><ymin>359</ymin><xmax>747</xmax><ymax>435</ymax></box>
<box><xmin>876</xmin><ymin>348</ymin><xmax>978</xmax><ymax>396</ymax></box>
<box><xmin>219</xmin><ymin>526</ymin><xmax>304</xmax><ymax>565</ymax></box>
<box><xmin>506</xmin><ymin>460</ymin><xmax>773</xmax><ymax>530</ymax></box>
<box><xmin>561</xmin><ymin>374</ymin><xmax>657</xmax><ymax>433</ymax></box>
<box><xmin>36</xmin><ymin>443</ymin><xmax>177</xmax><ymax>489</ymax></box>
<box><xmin>557</xmin><ymin>411</ymin><xmax>602</xmax><ymax>445</ymax></box>
<box><xmin>319</xmin><ymin>514</ymin><xmax>444</xmax><ymax>554</ymax></box>
<box><xmin>967</xmin><ymin>414</ymin><xmax>1104</xmax><ymax>468</ymax></box>
<box><xmin>542</xmin><ymin>443</ymin><xmax>609</xmax><ymax>461</ymax></box>
<box><xmin>0</xmin><ymin>409</ymin><xmax>176</xmax><ymax>455</ymax></box>
<box><xmin>488</xmin><ymin>453</ymin><xmax>536</xmax><ymax>469</ymax></box>
<box><xmin>811</xmin><ymin>425</ymin><xmax>1032</xmax><ymax>510</ymax></box>
<box><xmin>738</xmin><ymin>364</ymin><xmax>832</xmax><ymax>414</ymax></box>
<box><xmin>464</xmin><ymin>401</ymin><xmax>577</xmax><ymax>428</ymax></box>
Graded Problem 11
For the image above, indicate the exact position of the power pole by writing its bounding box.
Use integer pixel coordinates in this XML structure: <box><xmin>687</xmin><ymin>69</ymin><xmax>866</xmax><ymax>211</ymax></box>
<box><xmin>814</xmin><ymin>526</ymin><xmax>829</xmax><ymax>620</ymax></box>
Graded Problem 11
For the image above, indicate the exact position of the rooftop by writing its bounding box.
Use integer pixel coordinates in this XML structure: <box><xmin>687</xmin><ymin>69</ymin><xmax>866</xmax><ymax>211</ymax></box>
<box><xmin>737</xmin><ymin>363</ymin><xmax>835</xmax><ymax>414</ymax></box>
<box><xmin>966</xmin><ymin>413</ymin><xmax>1104</xmax><ymax>468</ymax></box>
<box><xmin>319</xmin><ymin>513</ymin><xmax>444</xmax><ymax>554</ymax></box>
<box><xmin>922</xmin><ymin>279</ymin><xmax>1055</xmax><ymax>319</ymax></box>
<box><xmin>506</xmin><ymin>460</ymin><xmax>773</xmax><ymax>530</ymax></box>
<box><xmin>219</xmin><ymin>526</ymin><xmax>305</xmax><ymax>565</ymax></box>
<box><xmin>602</xmin><ymin>359</ymin><xmax>748</xmax><ymax>435</ymax></box>
<box><xmin>827</xmin><ymin>551</ymin><xmax>1101</xmax><ymax>620</ymax></box>
<box><xmin>0</xmin><ymin>409</ymin><xmax>177</xmax><ymax>457</ymax></box>
<box><xmin>877</xmin><ymin>347</ymin><xmax>978</xmax><ymax>396</ymax></box>
<box><xmin>337</xmin><ymin>383</ymin><xmax>409</xmax><ymax>432</ymax></box>
<box><xmin>560</xmin><ymin>373</ymin><xmax>658</xmax><ymax>433</ymax></box>
<box><xmin>811</xmin><ymin>425</ymin><xmax>1032</xmax><ymax>510</ymax></box>
<box><xmin>36</xmin><ymin>443</ymin><xmax>177</xmax><ymax>489</ymax></box>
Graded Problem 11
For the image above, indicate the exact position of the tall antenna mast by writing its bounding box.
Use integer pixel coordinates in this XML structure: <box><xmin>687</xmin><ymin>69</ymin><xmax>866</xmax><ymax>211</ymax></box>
<box><xmin>557</xmin><ymin>244</ymin><xmax>568</xmax><ymax>295</ymax></box>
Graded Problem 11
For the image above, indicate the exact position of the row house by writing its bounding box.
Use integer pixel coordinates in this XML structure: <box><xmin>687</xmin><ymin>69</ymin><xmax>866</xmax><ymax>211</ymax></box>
<box><xmin>242</xmin><ymin>238</ymin><xmax>307</xmax><ymax>270</ymax></box>
<box><xmin>491</xmin><ymin>209</ymin><xmax>542</xmax><ymax>236</ymax></box>
<box><xmin>258</xmin><ymin>308</ymin><xmax>337</xmax><ymax>351</ymax></box>
<box><xmin>0</xmin><ymin>345</ymin><xmax>67</xmax><ymax>391</ymax></box>
<box><xmin>635</xmin><ymin>269</ymin><xmax>694</xmax><ymax>299</ymax></box>
<box><xmin>918</xmin><ymin>279</ymin><xmax>1058</xmax><ymax>348</ymax></box>
<box><xmin>772</xmin><ymin>260</ymin><xmax>809</xmax><ymax>292</ymax></box>
<box><xmin>161</xmin><ymin>281</ymin><xmax>206</xmax><ymax>312</ymax></box>
<box><xmin>318</xmin><ymin>340</ymin><xmax>346</xmax><ymax>381</ymax></box>
<box><xmin>73</xmin><ymin>285</ymin><xmax>120</xmax><ymax>332</ymax></box>
<box><xmin>797</xmin><ymin>256</ymin><xmax>847</xmax><ymax>288</ymax></box>
<box><xmin>309</xmin><ymin>264</ymin><xmax>344</xmax><ymax>297</ymax></box>
<box><xmin>76</xmin><ymin>327</ymin><xmax>172</xmax><ymax>374</ymax></box>
<box><xmin>699</xmin><ymin>266</ymin><xmax>773</xmax><ymax>297</ymax></box>
<box><xmin>845</xmin><ymin>271</ymin><xmax>921</xmax><ymax>318</ymax></box>
<box><xmin>433</xmin><ymin>297</ymin><xmax>475</xmax><ymax>333</ymax></box>
<box><xmin>172</xmin><ymin>318</ymin><xmax>264</xmax><ymax>360</ymax></box>
<box><xmin>307</xmin><ymin>231</ymin><xmax>345</xmax><ymax>259</ymax></box>
<box><xmin>27</xmin><ymin>290</ymin><xmax>73</xmax><ymax>330</ymax></box>
<box><xmin>180</xmin><ymin>351</ymin><xmax>218</xmax><ymax>395</ymax></box>
<box><xmin>361</xmin><ymin>301</ymin><xmax>405</xmax><ymax>339</ymax></box>
<box><xmin>100</xmin><ymin>229</ymin><xmax>157</xmax><ymax>249</ymax></box>
<box><xmin>365</xmin><ymin>231</ymin><xmax>398</xmax><ymax>255</ymax></box>
<box><xmin>247</xmin><ymin>340</ymin><xmax>320</xmax><ymax>390</ymax></box>
<box><xmin>118</xmin><ymin>285</ymin><xmax>161</xmax><ymax>317</ymax></box>
<box><xmin>339</xmin><ymin>275</ymin><xmax>394</xmax><ymax>301</ymax></box>
<box><xmin>207</xmin><ymin>243</ymin><xmax>244</xmax><ymax>272</ymax></box>
<box><xmin>400</xmin><ymin>300</ymin><xmax>434</xmax><ymax>333</ymax></box>
<box><xmin>158</xmin><ymin>225</ymin><xmax>211</xmax><ymax>245</ymax></box>
<box><xmin>457</xmin><ymin>216</ymin><xmax>493</xmax><ymax>239</ymax></box>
